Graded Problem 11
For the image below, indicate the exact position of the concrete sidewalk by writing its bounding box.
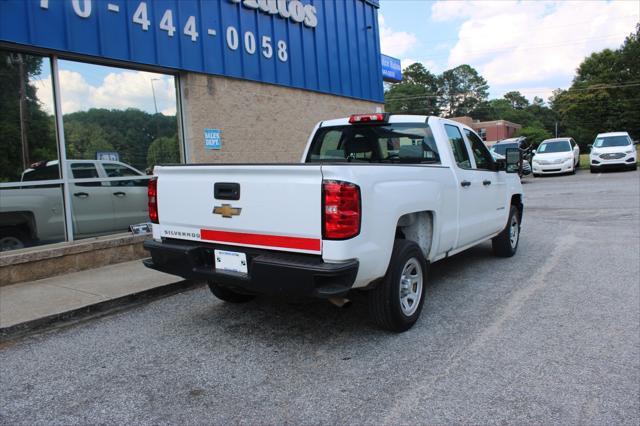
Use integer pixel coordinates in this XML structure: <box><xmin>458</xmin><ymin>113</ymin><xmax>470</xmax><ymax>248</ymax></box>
<box><xmin>0</xmin><ymin>260</ymin><xmax>190</xmax><ymax>334</ymax></box>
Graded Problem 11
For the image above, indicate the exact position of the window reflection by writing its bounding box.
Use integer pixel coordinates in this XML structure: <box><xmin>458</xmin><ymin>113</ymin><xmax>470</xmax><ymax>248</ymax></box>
<box><xmin>57</xmin><ymin>60</ymin><xmax>179</xmax><ymax>239</ymax></box>
<box><xmin>0</xmin><ymin>52</ymin><xmax>58</xmax><ymax>183</ymax></box>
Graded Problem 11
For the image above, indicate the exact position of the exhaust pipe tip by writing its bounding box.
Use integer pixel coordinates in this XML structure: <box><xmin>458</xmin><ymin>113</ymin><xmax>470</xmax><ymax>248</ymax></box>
<box><xmin>328</xmin><ymin>297</ymin><xmax>352</xmax><ymax>308</ymax></box>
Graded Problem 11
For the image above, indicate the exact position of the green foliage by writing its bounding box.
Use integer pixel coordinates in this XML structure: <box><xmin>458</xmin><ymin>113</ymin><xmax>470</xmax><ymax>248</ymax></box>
<box><xmin>147</xmin><ymin>135</ymin><xmax>180</xmax><ymax>166</ymax></box>
<box><xmin>0</xmin><ymin>53</ymin><xmax>58</xmax><ymax>182</ymax></box>
<box><xmin>384</xmin><ymin>63</ymin><xmax>440</xmax><ymax>115</ymax></box>
<box><xmin>62</xmin><ymin>108</ymin><xmax>178</xmax><ymax>171</ymax></box>
<box><xmin>503</xmin><ymin>91</ymin><xmax>529</xmax><ymax>109</ymax></box>
<box><xmin>551</xmin><ymin>24</ymin><xmax>640</xmax><ymax>149</ymax></box>
<box><xmin>516</xmin><ymin>126</ymin><xmax>552</xmax><ymax>148</ymax></box>
<box><xmin>438</xmin><ymin>64</ymin><xmax>489</xmax><ymax>117</ymax></box>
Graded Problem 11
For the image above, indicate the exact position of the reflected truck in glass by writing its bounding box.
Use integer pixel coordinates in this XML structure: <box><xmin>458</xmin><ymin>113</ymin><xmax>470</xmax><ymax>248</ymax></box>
<box><xmin>0</xmin><ymin>160</ymin><xmax>151</xmax><ymax>251</ymax></box>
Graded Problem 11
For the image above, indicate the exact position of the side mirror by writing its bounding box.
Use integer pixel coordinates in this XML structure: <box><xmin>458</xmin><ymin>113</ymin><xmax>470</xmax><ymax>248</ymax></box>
<box><xmin>505</xmin><ymin>148</ymin><xmax>522</xmax><ymax>174</ymax></box>
<box><xmin>531</xmin><ymin>149</ymin><xmax>536</xmax><ymax>154</ymax></box>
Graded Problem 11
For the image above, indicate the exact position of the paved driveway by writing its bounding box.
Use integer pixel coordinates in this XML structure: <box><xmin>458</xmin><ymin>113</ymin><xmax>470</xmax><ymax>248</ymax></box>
<box><xmin>1</xmin><ymin>169</ymin><xmax>638</xmax><ymax>425</ymax></box>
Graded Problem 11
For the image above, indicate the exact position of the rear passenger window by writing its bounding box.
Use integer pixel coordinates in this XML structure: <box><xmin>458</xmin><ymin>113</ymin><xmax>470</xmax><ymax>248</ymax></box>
<box><xmin>464</xmin><ymin>129</ymin><xmax>494</xmax><ymax>170</ymax></box>
<box><xmin>445</xmin><ymin>125</ymin><xmax>471</xmax><ymax>168</ymax></box>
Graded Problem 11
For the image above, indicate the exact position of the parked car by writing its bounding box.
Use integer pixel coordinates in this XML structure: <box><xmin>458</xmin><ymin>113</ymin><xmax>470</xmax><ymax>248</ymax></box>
<box><xmin>0</xmin><ymin>160</ymin><xmax>150</xmax><ymax>251</ymax></box>
<box><xmin>143</xmin><ymin>114</ymin><xmax>524</xmax><ymax>332</ymax></box>
<box><xmin>589</xmin><ymin>132</ymin><xmax>637</xmax><ymax>173</ymax></box>
<box><xmin>532</xmin><ymin>137</ymin><xmax>580</xmax><ymax>176</ymax></box>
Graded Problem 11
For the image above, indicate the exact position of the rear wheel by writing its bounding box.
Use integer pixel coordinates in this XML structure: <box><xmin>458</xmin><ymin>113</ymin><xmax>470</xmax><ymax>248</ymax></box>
<box><xmin>207</xmin><ymin>281</ymin><xmax>255</xmax><ymax>303</ymax></box>
<box><xmin>492</xmin><ymin>206</ymin><xmax>520</xmax><ymax>257</ymax></box>
<box><xmin>368</xmin><ymin>240</ymin><xmax>427</xmax><ymax>333</ymax></box>
<box><xmin>0</xmin><ymin>227</ymin><xmax>28</xmax><ymax>252</ymax></box>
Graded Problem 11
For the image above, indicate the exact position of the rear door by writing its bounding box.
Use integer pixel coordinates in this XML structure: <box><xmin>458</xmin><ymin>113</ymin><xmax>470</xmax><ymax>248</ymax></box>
<box><xmin>156</xmin><ymin>165</ymin><xmax>323</xmax><ymax>254</ymax></box>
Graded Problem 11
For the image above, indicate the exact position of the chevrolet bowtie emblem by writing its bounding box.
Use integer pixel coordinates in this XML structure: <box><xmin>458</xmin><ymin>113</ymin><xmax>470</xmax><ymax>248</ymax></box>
<box><xmin>213</xmin><ymin>204</ymin><xmax>242</xmax><ymax>218</ymax></box>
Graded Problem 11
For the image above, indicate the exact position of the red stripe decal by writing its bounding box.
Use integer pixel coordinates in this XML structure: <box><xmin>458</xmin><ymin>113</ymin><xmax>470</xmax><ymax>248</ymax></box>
<box><xmin>200</xmin><ymin>229</ymin><xmax>321</xmax><ymax>252</ymax></box>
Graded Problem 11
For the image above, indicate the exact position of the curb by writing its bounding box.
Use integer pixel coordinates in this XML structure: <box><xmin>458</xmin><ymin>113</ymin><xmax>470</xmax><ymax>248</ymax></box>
<box><xmin>0</xmin><ymin>280</ymin><xmax>204</xmax><ymax>342</ymax></box>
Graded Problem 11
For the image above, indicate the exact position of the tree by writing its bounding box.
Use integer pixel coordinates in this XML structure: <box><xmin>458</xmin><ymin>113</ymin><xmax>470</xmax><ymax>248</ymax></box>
<box><xmin>384</xmin><ymin>63</ymin><xmax>440</xmax><ymax>115</ymax></box>
<box><xmin>503</xmin><ymin>91</ymin><xmax>529</xmax><ymax>109</ymax></box>
<box><xmin>551</xmin><ymin>24</ymin><xmax>640</xmax><ymax>148</ymax></box>
<box><xmin>147</xmin><ymin>135</ymin><xmax>180</xmax><ymax>167</ymax></box>
<box><xmin>516</xmin><ymin>126</ymin><xmax>552</xmax><ymax>148</ymax></box>
<box><xmin>438</xmin><ymin>64</ymin><xmax>489</xmax><ymax>117</ymax></box>
<box><xmin>0</xmin><ymin>53</ymin><xmax>57</xmax><ymax>182</ymax></box>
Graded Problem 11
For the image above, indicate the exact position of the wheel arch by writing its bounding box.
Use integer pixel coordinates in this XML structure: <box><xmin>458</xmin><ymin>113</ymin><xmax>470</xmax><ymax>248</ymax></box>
<box><xmin>394</xmin><ymin>210</ymin><xmax>435</xmax><ymax>262</ymax></box>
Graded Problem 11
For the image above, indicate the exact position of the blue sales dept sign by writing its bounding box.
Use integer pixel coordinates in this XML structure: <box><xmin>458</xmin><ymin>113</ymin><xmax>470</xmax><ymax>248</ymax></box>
<box><xmin>204</xmin><ymin>129</ymin><xmax>222</xmax><ymax>150</ymax></box>
<box><xmin>381</xmin><ymin>54</ymin><xmax>402</xmax><ymax>82</ymax></box>
<box><xmin>0</xmin><ymin>0</ymin><xmax>384</xmax><ymax>103</ymax></box>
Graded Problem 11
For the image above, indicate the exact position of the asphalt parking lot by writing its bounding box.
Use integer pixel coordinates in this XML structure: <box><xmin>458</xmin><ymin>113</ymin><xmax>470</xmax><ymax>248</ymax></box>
<box><xmin>1</xmin><ymin>169</ymin><xmax>638</xmax><ymax>425</ymax></box>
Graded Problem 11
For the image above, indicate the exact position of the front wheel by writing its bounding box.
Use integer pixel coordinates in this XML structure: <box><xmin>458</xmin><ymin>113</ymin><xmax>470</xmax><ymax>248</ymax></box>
<box><xmin>368</xmin><ymin>240</ymin><xmax>427</xmax><ymax>333</ymax></box>
<box><xmin>207</xmin><ymin>281</ymin><xmax>255</xmax><ymax>303</ymax></box>
<box><xmin>492</xmin><ymin>206</ymin><xmax>520</xmax><ymax>257</ymax></box>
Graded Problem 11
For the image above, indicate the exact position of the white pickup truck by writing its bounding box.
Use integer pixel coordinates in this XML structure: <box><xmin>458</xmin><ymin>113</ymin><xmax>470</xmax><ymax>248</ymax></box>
<box><xmin>144</xmin><ymin>114</ymin><xmax>524</xmax><ymax>332</ymax></box>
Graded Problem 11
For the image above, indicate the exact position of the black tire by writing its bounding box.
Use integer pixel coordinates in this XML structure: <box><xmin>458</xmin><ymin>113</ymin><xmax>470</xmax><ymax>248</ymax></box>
<box><xmin>492</xmin><ymin>206</ymin><xmax>520</xmax><ymax>258</ymax></box>
<box><xmin>571</xmin><ymin>164</ymin><xmax>577</xmax><ymax>174</ymax></box>
<box><xmin>0</xmin><ymin>227</ymin><xmax>28</xmax><ymax>252</ymax></box>
<box><xmin>576</xmin><ymin>156</ymin><xmax>581</xmax><ymax>167</ymax></box>
<box><xmin>207</xmin><ymin>281</ymin><xmax>255</xmax><ymax>303</ymax></box>
<box><xmin>368</xmin><ymin>240</ymin><xmax>427</xmax><ymax>333</ymax></box>
<box><xmin>590</xmin><ymin>167</ymin><xmax>597</xmax><ymax>173</ymax></box>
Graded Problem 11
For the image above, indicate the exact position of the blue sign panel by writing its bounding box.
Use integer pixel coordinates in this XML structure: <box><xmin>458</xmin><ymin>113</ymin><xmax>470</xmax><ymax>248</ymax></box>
<box><xmin>381</xmin><ymin>54</ymin><xmax>402</xmax><ymax>82</ymax></box>
<box><xmin>204</xmin><ymin>128</ymin><xmax>222</xmax><ymax>150</ymax></box>
<box><xmin>0</xmin><ymin>0</ymin><xmax>384</xmax><ymax>102</ymax></box>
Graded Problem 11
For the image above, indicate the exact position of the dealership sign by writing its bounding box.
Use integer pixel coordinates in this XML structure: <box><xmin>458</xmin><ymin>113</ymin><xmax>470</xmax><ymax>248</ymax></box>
<box><xmin>231</xmin><ymin>0</ymin><xmax>318</xmax><ymax>28</ymax></box>
<box><xmin>381</xmin><ymin>54</ymin><xmax>402</xmax><ymax>82</ymax></box>
<box><xmin>0</xmin><ymin>0</ymin><xmax>384</xmax><ymax>102</ymax></box>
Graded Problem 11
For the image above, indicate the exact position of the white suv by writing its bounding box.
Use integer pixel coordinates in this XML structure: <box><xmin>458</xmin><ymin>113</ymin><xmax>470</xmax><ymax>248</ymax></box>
<box><xmin>589</xmin><ymin>132</ymin><xmax>637</xmax><ymax>173</ymax></box>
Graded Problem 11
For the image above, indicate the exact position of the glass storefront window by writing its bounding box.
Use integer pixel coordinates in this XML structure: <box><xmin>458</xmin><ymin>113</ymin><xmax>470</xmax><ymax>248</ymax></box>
<box><xmin>0</xmin><ymin>49</ymin><xmax>183</xmax><ymax>251</ymax></box>
<box><xmin>0</xmin><ymin>50</ymin><xmax>65</xmax><ymax>251</ymax></box>
<box><xmin>57</xmin><ymin>60</ymin><xmax>179</xmax><ymax>240</ymax></box>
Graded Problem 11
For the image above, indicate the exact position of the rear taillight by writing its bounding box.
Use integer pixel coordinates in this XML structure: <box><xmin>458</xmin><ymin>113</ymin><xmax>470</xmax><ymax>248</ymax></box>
<box><xmin>323</xmin><ymin>180</ymin><xmax>361</xmax><ymax>240</ymax></box>
<box><xmin>148</xmin><ymin>177</ymin><xmax>158</xmax><ymax>224</ymax></box>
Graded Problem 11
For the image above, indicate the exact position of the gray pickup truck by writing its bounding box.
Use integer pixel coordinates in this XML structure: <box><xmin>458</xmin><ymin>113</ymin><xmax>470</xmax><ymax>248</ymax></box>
<box><xmin>0</xmin><ymin>160</ymin><xmax>150</xmax><ymax>250</ymax></box>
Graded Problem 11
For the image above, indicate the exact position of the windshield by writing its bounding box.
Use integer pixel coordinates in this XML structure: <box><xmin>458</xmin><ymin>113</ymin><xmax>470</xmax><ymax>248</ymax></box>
<box><xmin>537</xmin><ymin>141</ymin><xmax>571</xmax><ymax>153</ymax></box>
<box><xmin>306</xmin><ymin>123</ymin><xmax>440</xmax><ymax>164</ymax></box>
<box><xmin>491</xmin><ymin>143</ymin><xmax>518</xmax><ymax>155</ymax></box>
<box><xmin>594</xmin><ymin>136</ymin><xmax>630</xmax><ymax>147</ymax></box>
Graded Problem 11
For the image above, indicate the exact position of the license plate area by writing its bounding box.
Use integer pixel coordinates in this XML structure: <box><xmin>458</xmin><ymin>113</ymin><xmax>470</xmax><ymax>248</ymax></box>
<box><xmin>214</xmin><ymin>249</ymin><xmax>248</xmax><ymax>275</ymax></box>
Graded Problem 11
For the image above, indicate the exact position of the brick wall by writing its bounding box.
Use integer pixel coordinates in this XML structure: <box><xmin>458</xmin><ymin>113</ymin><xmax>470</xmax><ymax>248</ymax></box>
<box><xmin>180</xmin><ymin>73</ymin><xmax>383</xmax><ymax>164</ymax></box>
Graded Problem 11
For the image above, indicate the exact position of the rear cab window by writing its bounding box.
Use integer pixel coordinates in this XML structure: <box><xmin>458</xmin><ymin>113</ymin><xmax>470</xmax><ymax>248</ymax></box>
<box><xmin>306</xmin><ymin>123</ymin><xmax>440</xmax><ymax>164</ymax></box>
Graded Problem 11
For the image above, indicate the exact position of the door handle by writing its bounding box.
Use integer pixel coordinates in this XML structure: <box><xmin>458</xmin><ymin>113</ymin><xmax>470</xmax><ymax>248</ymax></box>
<box><xmin>73</xmin><ymin>192</ymin><xmax>89</xmax><ymax>198</ymax></box>
<box><xmin>113</xmin><ymin>191</ymin><xmax>126</xmax><ymax>197</ymax></box>
<box><xmin>460</xmin><ymin>180</ymin><xmax>471</xmax><ymax>187</ymax></box>
<box><xmin>483</xmin><ymin>180</ymin><xmax>492</xmax><ymax>186</ymax></box>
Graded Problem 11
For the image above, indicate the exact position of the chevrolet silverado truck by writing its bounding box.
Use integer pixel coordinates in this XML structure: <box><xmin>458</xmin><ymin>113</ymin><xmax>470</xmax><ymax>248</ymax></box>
<box><xmin>143</xmin><ymin>114</ymin><xmax>524</xmax><ymax>332</ymax></box>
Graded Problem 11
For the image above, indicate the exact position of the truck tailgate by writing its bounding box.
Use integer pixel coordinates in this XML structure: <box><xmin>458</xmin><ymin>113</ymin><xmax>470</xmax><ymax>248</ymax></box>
<box><xmin>154</xmin><ymin>165</ymin><xmax>323</xmax><ymax>254</ymax></box>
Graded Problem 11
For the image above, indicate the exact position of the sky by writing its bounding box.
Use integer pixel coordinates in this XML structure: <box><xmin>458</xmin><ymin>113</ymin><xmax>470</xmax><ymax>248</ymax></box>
<box><xmin>32</xmin><ymin>61</ymin><xmax>177</xmax><ymax>117</ymax></box>
<box><xmin>378</xmin><ymin>0</ymin><xmax>640</xmax><ymax>102</ymax></box>
<box><xmin>30</xmin><ymin>0</ymin><xmax>639</xmax><ymax>113</ymax></box>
